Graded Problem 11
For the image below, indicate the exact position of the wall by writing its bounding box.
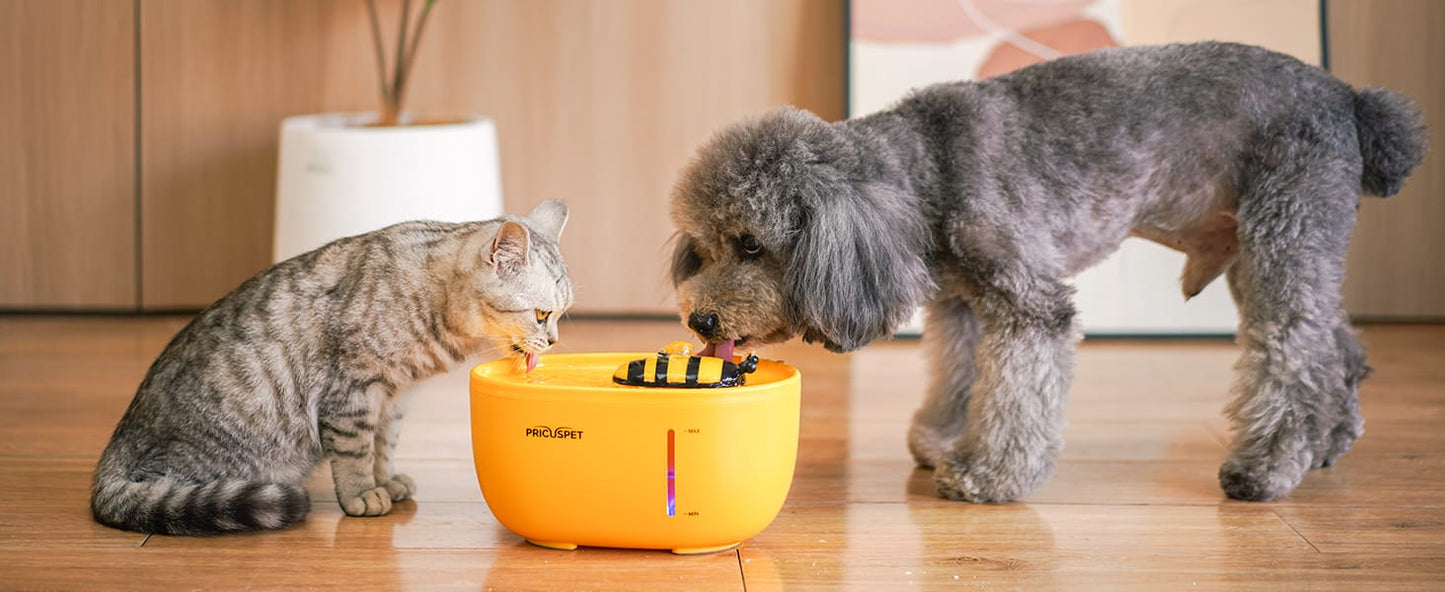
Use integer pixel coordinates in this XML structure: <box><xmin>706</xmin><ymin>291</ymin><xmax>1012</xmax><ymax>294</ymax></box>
<box><xmin>1</xmin><ymin>0</ymin><xmax>845</xmax><ymax>312</ymax></box>
<box><xmin>1</xmin><ymin>0</ymin><xmax>135</xmax><ymax>309</ymax></box>
<box><xmin>3</xmin><ymin>0</ymin><xmax>1438</xmax><ymax>318</ymax></box>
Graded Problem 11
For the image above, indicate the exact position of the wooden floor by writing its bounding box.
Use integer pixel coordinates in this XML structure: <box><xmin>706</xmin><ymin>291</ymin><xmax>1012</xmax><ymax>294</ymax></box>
<box><xmin>3</xmin><ymin>317</ymin><xmax>1443</xmax><ymax>590</ymax></box>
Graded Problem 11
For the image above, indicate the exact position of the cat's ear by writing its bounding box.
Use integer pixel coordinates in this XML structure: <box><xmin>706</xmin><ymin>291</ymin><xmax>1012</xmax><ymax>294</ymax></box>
<box><xmin>527</xmin><ymin>200</ymin><xmax>569</xmax><ymax>239</ymax></box>
<box><xmin>491</xmin><ymin>221</ymin><xmax>530</xmax><ymax>277</ymax></box>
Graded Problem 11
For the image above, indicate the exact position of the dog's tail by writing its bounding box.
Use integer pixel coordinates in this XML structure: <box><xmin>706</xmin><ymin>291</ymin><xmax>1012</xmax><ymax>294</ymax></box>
<box><xmin>1353</xmin><ymin>87</ymin><xmax>1428</xmax><ymax>197</ymax></box>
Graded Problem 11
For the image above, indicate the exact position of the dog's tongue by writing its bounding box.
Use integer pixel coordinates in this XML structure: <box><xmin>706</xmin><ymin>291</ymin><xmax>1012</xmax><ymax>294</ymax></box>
<box><xmin>700</xmin><ymin>340</ymin><xmax>735</xmax><ymax>360</ymax></box>
<box><xmin>525</xmin><ymin>352</ymin><xmax>538</xmax><ymax>373</ymax></box>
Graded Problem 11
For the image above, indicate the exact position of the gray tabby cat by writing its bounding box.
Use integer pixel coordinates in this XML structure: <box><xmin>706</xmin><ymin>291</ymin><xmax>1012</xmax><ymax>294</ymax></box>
<box><xmin>92</xmin><ymin>201</ymin><xmax>573</xmax><ymax>535</ymax></box>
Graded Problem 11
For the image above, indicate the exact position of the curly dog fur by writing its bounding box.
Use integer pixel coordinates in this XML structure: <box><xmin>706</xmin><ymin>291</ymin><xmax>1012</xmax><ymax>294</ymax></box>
<box><xmin>668</xmin><ymin>42</ymin><xmax>1428</xmax><ymax>503</ymax></box>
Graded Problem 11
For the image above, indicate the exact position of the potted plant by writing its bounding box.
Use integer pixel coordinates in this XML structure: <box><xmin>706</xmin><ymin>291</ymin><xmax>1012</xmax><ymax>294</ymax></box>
<box><xmin>273</xmin><ymin>0</ymin><xmax>504</xmax><ymax>262</ymax></box>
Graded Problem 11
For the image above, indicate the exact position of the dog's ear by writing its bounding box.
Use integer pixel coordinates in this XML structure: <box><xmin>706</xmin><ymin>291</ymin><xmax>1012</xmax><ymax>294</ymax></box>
<box><xmin>670</xmin><ymin>233</ymin><xmax>703</xmax><ymax>286</ymax></box>
<box><xmin>786</xmin><ymin>182</ymin><xmax>932</xmax><ymax>352</ymax></box>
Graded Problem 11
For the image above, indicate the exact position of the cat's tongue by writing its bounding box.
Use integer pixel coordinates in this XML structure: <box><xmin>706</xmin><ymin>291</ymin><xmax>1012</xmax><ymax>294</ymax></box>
<box><xmin>700</xmin><ymin>340</ymin><xmax>735</xmax><ymax>360</ymax></box>
<box><xmin>525</xmin><ymin>352</ymin><xmax>538</xmax><ymax>373</ymax></box>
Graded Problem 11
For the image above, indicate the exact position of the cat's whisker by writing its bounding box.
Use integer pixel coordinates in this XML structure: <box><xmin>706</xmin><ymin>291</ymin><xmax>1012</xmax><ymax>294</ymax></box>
<box><xmin>469</xmin><ymin>344</ymin><xmax>526</xmax><ymax>360</ymax></box>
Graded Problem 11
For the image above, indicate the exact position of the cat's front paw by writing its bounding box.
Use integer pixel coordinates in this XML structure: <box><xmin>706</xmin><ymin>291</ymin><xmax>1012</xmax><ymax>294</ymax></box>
<box><xmin>339</xmin><ymin>486</ymin><xmax>394</xmax><ymax>516</ymax></box>
<box><xmin>379</xmin><ymin>474</ymin><xmax>416</xmax><ymax>502</ymax></box>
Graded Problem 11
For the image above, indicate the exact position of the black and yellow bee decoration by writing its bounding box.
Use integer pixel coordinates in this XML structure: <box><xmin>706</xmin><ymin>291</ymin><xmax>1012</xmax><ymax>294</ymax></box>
<box><xmin>613</xmin><ymin>341</ymin><xmax>760</xmax><ymax>388</ymax></box>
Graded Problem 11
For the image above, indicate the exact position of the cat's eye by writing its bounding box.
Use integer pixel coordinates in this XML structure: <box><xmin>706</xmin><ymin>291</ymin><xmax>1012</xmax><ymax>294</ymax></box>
<box><xmin>736</xmin><ymin>233</ymin><xmax>763</xmax><ymax>260</ymax></box>
<box><xmin>535</xmin><ymin>310</ymin><xmax>552</xmax><ymax>325</ymax></box>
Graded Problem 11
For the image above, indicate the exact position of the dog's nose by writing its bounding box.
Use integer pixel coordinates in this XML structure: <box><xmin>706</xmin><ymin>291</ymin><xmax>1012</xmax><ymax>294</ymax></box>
<box><xmin>687</xmin><ymin>312</ymin><xmax>720</xmax><ymax>338</ymax></box>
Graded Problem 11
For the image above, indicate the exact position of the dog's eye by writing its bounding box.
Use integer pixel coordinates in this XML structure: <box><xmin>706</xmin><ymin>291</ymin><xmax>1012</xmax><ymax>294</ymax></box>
<box><xmin>736</xmin><ymin>234</ymin><xmax>764</xmax><ymax>260</ymax></box>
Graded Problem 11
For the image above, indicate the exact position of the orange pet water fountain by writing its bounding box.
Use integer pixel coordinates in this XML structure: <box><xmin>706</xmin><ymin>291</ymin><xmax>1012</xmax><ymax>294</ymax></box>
<box><xmin>469</xmin><ymin>351</ymin><xmax>801</xmax><ymax>554</ymax></box>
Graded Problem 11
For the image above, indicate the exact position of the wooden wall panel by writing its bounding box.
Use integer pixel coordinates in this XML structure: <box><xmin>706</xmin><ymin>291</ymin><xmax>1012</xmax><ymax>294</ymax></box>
<box><xmin>408</xmin><ymin>0</ymin><xmax>846</xmax><ymax>313</ymax></box>
<box><xmin>1330</xmin><ymin>0</ymin><xmax>1445</xmax><ymax>318</ymax></box>
<box><xmin>138</xmin><ymin>0</ymin><xmax>373</xmax><ymax>309</ymax></box>
<box><xmin>0</xmin><ymin>0</ymin><xmax>135</xmax><ymax>309</ymax></box>
<box><xmin>138</xmin><ymin>0</ymin><xmax>845</xmax><ymax>312</ymax></box>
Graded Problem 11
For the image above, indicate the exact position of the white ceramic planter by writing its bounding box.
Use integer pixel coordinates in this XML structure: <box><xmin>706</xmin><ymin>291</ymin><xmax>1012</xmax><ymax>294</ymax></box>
<box><xmin>273</xmin><ymin>113</ymin><xmax>504</xmax><ymax>262</ymax></box>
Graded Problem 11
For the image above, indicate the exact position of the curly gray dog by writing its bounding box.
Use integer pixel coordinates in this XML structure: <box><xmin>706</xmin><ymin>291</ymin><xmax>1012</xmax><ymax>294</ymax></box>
<box><xmin>668</xmin><ymin>42</ymin><xmax>1427</xmax><ymax>503</ymax></box>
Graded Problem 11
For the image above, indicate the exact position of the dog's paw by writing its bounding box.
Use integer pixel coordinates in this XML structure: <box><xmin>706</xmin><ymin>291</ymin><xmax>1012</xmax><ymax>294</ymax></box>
<box><xmin>933</xmin><ymin>452</ymin><xmax>1048</xmax><ymax>504</ymax></box>
<box><xmin>339</xmin><ymin>486</ymin><xmax>395</xmax><ymax>516</ymax></box>
<box><xmin>379</xmin><ymin>473</ymin><xmax>417</xmax><ymax>502</ymax></box>
<box><xmin>1218</xmin><ymin>456</ymin><xmax>1308</xmax><ymax>502</ymax></box>
<box><xmin>1312</xmin><ymin>417</ymin><xmax>1364</xmax><ymax>469</ymax></box>
<box><xmin>907</xmin><ymin>424</ymin><xmax>954</xmax><ymax>470</ymax></box>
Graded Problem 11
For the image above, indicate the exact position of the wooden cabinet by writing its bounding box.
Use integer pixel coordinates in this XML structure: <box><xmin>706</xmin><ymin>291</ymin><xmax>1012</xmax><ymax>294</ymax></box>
<box><xmin>1330</xmin><ymin>0</ymin><xmax>1445</xmax><ymax>318</ymax></box>
<box><xmin>138</xmin><ymin>0</ymin><xmax>844</xmax><ymax>312</ymax></box>
<box><xmin>3</xmin><ymin>0</ymin><xmax>844</xmax><ymax>312</ymax></box>
<box><xmin>413</xmin><ymin>1</ymin><xmax>848</xmax><ymax>314</ymax></box>
<box><xmin>0</xmin><ymin>0</ymin><xmax>136</xmax><ymax>309</ymax></box>
<box><xmin>137</xmin><ymin>0</ymin><xmax>372</xmax><ymax>309</ymax></box>
<box><xmin>138</xmin><ymin>0</ymin><xmax>848</xmax><ymax>313</ymax></box>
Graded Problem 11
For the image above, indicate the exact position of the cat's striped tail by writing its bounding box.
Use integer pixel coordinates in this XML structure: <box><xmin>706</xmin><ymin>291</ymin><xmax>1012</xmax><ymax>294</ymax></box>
<box><xmin>91</xmin><ymin>470</ymin><xmax>310</xmax><ymax>535</ymax></box>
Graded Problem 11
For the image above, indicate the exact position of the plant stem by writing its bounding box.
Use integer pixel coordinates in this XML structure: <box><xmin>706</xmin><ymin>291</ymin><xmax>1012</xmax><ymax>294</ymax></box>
<box><xmin>394</xmin><ymin>0</ymin><xmax>437</xmax><ymax>121</ymax></box>
<box><xmin>388</xmin><ymin>0</ymin><xmax>413</xmax><ymax>125</ymax></box>
<box><xmin>365</xmin><ymin>0</ymin><xmax>392</xmax><ymax>120</ymax></box>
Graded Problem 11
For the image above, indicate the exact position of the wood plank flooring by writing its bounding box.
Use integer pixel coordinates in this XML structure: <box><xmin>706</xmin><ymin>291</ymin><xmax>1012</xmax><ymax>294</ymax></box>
<box><xmin>2</xmin><ymin>317</ymin><xmax>1442</xmax><ymax>589</ymax></box>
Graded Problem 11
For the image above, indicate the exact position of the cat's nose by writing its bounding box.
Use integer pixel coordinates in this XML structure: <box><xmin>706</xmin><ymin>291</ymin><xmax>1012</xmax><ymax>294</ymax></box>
<box><xmin>547</xmin><ymin>337</ymin><xmax>556</xmax><ymax>346</ymax></box>
<box><xmin>688</xmin><ymin>311</ymin><xmax>720</xmax><ymax>338</ymax></box>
